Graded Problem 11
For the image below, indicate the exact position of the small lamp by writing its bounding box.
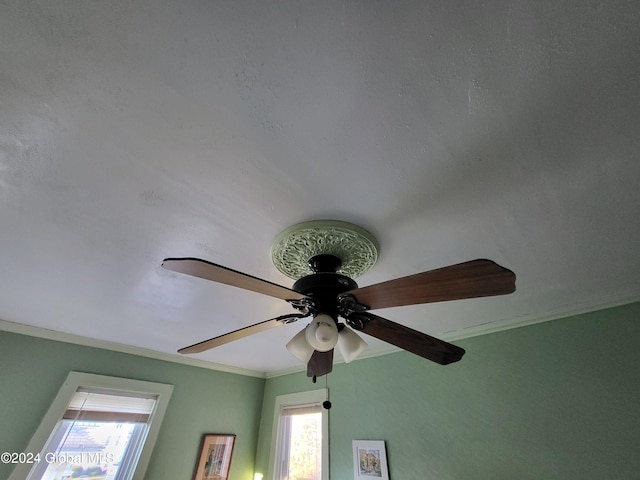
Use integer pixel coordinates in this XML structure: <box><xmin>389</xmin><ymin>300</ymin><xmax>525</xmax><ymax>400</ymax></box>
<box><xmin>337</xmin><ymin>325</ymin><xmax>368</xmax><ymax>363</ymax></box>
<box><xmin>286</xmin><ymin>326</ymin><xmax>314</xmax><ymax>362</ymax></box>
<box><xmin>305</xmin><ymin>313</ymin><xmax>339</xmax><ymax>352</ymax></box>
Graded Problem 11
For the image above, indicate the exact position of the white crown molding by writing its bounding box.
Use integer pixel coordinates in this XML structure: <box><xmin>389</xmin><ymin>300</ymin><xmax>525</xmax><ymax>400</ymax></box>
<box><xmin>441</xmin><ymin>292</ymin><xmax>640</xmax><ymax>342</ymax></box>
<box><xmin>4</xmin><ymin>294</ymin><xmax>638</xmax><ymax>381</ymax></box>
<box><xmin>0</xmin><ymin>319</ymin><xmax>265</xmax><ymax>379</ymax></box>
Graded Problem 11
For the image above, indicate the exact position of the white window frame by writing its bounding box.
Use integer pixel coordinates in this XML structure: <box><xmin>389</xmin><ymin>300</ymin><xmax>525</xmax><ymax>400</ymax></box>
<box><xmin>9</xmin><ymin>371</ymin><xmax>173</xmax><ymax>480</ymax></box>
<box><xmin>268</xmin><ymin>389</ymin><xmax>329</xmax><ymax>480</ymax></box>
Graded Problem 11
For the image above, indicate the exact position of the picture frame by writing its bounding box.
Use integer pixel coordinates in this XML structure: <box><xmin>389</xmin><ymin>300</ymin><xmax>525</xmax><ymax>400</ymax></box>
<box><xmin>352</xmin><ymin>440</ymin><xmax>389</xmax><ymax>480</ymax></box>
<box><xmin>193</xmin><ymin>433</ymin><xmax>236</xmax><ymax>480</ymax></box>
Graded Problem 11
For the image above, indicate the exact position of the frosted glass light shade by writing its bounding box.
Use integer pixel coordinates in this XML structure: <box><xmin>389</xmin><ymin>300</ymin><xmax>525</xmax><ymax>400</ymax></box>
<box><xmin>305</xmin><ymin>314</ymin><xmax>339</xmax><ymax>352</ymax></box>
<box><xmin>337</xmin><ymin>326</ymin><xmax>368</xmax><ymax>363</ymax></box>
<box><xmin>286</xmin><ymin>327</ymin><xmax>314</xmax><ymax>363</ymax></box>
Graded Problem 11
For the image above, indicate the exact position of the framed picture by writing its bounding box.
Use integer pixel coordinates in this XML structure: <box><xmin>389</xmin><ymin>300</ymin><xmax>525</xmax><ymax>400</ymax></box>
<box><xmin>352</xmin><ymin>440</ymin><xmax>389</xmax><ymax>480</ymax></box>
<box><xmin>193</xmin><ymin>434</ymin><xmax>236</xmax><ymax>480</ymax></box>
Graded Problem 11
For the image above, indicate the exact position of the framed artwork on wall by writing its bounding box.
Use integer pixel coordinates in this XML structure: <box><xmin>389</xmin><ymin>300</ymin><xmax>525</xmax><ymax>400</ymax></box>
<box><xmin>193</xmin><ymin>433</ymin><xmax>236</xmax><ymax>480</ymax></box>
<box><xmin>352</xmin><ymin>440</ymin><xmax>389</xmax><ymax>480</ymax></box>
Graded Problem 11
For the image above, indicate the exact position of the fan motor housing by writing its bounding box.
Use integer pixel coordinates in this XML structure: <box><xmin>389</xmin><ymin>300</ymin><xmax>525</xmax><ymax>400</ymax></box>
<box><xmin>292</xmin><ymin>255</ymin><xmax>358</xmax><ymax>318</ymax></box>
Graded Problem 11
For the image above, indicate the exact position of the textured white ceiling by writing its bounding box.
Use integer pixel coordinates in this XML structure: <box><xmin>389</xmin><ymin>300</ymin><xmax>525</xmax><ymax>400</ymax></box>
<box><xmin>1</xmin><ymin>0</ymin><xmax>639</xmax><ymax>375</ymax></box>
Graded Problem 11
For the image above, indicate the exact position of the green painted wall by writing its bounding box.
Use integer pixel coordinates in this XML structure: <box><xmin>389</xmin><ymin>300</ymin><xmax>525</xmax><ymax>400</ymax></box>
<box><xmin>256</xmin><ymin>302</ymin><xmax>640</xmax><ymax>479</ymax></box>
<box><xmin>0</xmin><ymin>331</ymin><xmax>265</xmax><ymax>480</ymax></box>
<box><xmin>4</xmin><ymin>302</ymin><xmax>639</xmax><ymax>480</ymax></box>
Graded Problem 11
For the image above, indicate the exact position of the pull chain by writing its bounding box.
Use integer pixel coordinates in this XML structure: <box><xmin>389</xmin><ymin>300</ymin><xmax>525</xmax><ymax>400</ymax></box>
<box><xmin>323</xmin><ymin>374</ymin><xmax>332</xmax><ymax>409</ymax></box>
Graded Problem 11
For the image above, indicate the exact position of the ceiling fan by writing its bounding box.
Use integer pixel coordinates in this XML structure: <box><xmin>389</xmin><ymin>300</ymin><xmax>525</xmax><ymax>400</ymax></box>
<box><xmin>162</xmin><ymin>220</ymin><xmax>516</xmax><ymax>380</ymax></box>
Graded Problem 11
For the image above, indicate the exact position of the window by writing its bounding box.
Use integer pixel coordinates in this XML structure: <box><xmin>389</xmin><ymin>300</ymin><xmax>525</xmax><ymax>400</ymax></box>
<box><xmin>9</xmin><ymin>372</ymin><xmax>173</xmax><ymax>480</ymax></box>
<box><xmin>269</xmin><ymin>389</ymin><xmax>328</xmax><ymax>480</ymax></box>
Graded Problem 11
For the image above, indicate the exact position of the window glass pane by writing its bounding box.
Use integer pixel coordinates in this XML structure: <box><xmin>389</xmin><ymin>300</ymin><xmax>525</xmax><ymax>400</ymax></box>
<box><xmin>36</xmin><ymin>421</ymin><xmax>138</xmax><ymax>480</ymax></box>
<box><xmin>270</xmin><ymin>390</ymin><xmax>327</xmax><ymax>480</ymax></box>
<box><xmin>284</xmin><ymin>411</ymin><xmax>322</xmax><ymax>480</ymax></box>
<box><xmin>30</xmin><ymin>389</ymin><xmax>157</xmax><ymax>480</ymax></box>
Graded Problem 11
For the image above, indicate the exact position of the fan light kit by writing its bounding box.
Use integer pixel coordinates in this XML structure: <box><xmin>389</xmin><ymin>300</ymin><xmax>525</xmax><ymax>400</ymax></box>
<box><xmin>162</xmin><ymin>219</ymin><xmax>516</xmax><ymax>381</ymax></box>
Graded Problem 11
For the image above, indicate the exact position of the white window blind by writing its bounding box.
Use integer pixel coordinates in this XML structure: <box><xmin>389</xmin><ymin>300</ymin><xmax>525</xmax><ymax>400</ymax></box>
<box><xmin>63</xmin><ymin>390</ymin><xmax>157</xmax><ymax>423</ymax></box>
<box><xmin>280</xmin><ymin>403</ymin><xmax>322</xmax><ymax>417</ymax></box>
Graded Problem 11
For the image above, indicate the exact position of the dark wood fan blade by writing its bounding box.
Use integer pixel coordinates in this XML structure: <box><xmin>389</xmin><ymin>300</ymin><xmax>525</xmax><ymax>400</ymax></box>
<box><xmin>347</xmin><ymin>259</ymin><xmax>515</xmax><ymax>310</ymax></box>
<box><xmin>348</xmin><ymin>313</ymin><xmax>464</xmax><ymax>365</ymax></box>
<box><xmin>162</xmin><ymin>257</ymin><xmax>305</xmax><ymax>301</ymax></box>
<box><xmin>307</xmin><ymin>349</ymin><xmax>334</xmax><ymax>377</ymax></box>
<box><xmin>178</xmin><ymin>314</ymin><xmax>303</xmax><ymax>354</ymax></box>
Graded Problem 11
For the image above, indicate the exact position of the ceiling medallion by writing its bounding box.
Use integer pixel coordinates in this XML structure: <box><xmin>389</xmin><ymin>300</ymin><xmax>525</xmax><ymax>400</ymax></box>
<box><xmin>271</xmin><ymin>220</ymin><xmax>379</xmax><ymax>280</ymax></box>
